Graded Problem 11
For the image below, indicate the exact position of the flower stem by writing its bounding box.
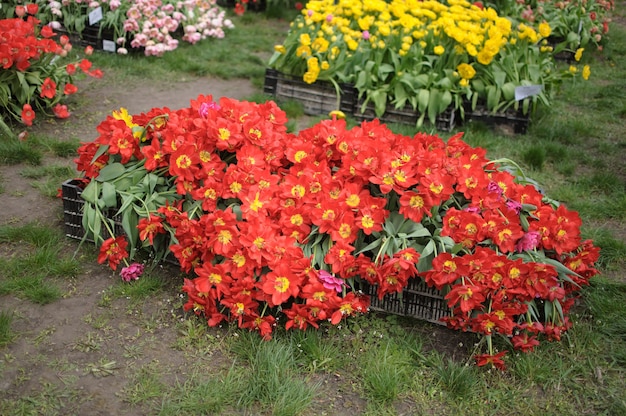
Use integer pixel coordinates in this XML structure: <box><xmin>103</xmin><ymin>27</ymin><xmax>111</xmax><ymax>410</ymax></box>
<box><xmin>0</xmin><ymin>116</ymin><xmax>17</xmax><ymax>140</ymax></box>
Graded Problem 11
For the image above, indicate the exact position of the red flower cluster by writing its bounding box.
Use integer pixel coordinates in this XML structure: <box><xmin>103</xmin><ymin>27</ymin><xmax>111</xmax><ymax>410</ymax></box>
<box><xmin>75</xmin><ymin>96</ymin><xmax>599</xmax><ymax>360</ymax></box>
<box><xmin>0</xmin><ymin>6</ymin><xmax>102</xmax><ymax>128</ymax></box>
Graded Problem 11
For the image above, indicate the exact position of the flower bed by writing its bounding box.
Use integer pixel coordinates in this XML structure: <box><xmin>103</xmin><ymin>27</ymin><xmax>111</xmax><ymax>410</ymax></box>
<box><xmin>491</xmin><ymin>0</ymin><xmax>614</xmax><ymax>52</ymax></box>
<box><xmin>0</xmin><ymin>7</ymin><xmax>102</xmax><ymax>138</ymax></box>
<box><xmin>268</xmin><ymin>0</ymin><xmax>593</xmax><ymax>129</ymax></box>
<box><xmin>72</xmin><ymin>96</ymin><xmax>600</xmax><ymax>369</ymax></box>
<box><xmin>9</xmin><ymin>0</ymin><xmax>235</xmax><ymax>56</ymax></box>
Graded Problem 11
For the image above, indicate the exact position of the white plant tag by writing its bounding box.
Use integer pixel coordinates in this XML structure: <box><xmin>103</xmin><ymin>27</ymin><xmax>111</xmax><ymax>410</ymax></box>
<box><xmin>515</xmin><ymin>85</ymin><xmax>543</xmax><ymax>101</ymax></box>
<box><xmin>89</xmin><ymin>7</ymin><xmax>103</xmax><ymax>25</ymax></box>
<box><xmin>102</xmin><ymin>39</ymin><xmax>116</xmax><ymax>53</ymax></box>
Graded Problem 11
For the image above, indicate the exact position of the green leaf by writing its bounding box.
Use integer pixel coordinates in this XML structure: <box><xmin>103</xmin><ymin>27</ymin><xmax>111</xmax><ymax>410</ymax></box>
<box><xmin>394</xmin><ymin>83</ymin><xmax>408</xmax><ymax>108</ymax></box>
<box><xmin>118</xmin><ymin>193</ymin><xmax>137</xmax><ymax>215</ymax></box>
<box><xmin>486</xmin><ymin>86</ymin><xmax>500</xmax><ymax>112</ymax></box>
<box><xmin>80</xmin><ymin>181</ymin><xmax>99</xmax><ymax>204</ymax></box>
<box><xmin>91</xmin><ymin>144</ymin><xmax>110</xmax><ymax>165</ymax></box>
<box><xmin>121</xmin><ymin>210</ymin><xmax>138</xmax><ymax>254</ymax></box>
<box><xmin>101</xmin><ymin>182</ymin><xmax>117</xmax><ymax>208</ymax></box>
<box><xmin>356</xmin><ymin>71</ymin><xmax>367</xmax><ymax>89</ymax></box>
<box><xmin>502</xmin><ymin>82</ymin><xmax>516</xmax><ymax>101</ymax></box>
<box><xmin>494</xmin><ymin>70</ymin><xmax>506</xmax><ymax>87</ymax></box>
<box><xmin>148</xmin><ymin>173</ymin><xmax>159</xmax><ymax>193</ymax></box>
<box><xmin>372</xmin><ymin>91</ymin><xmax>387</xmax><ymax>117</ymax></box>
<box><xmin>355</xmin><ymin>238</ymin><xmax>383</xmax><ymax>255</ymax></box>
<box><xmin>417</xmin><ymin>89</ymin><xmax>430</xmax><ymax>114</ymax></box>
<box><xmin>96</xmin><ymin>163</ymin><xmax>126</xmax><ymax>182</ymax></box>
<box><xmin>471</xmin><ymin>79</ymin><xmax>485</xmax><ymax>94</ymax></box>
<box><xmin>427</xmin><ymin>88</ymin><xmax>441</xmax><ymax>125</ymax></box>
<box><xmin>378</xmin><ymin>63</ymin><xmax>395</xmax><ymax>75</ymax></box>
<box><xmin>440</xmin><ymin>90</ymin><xmax>452</xmax><ymax>113</ymax></box>
<box><xmin>415</xmin><ymin>74</ymin><xmax>430</xmax><ymax>88</ymax></box>
<box><xmin>82</xmin><ymin>204</ymin><xmax>101</xmax><ymax>243</ymax></box>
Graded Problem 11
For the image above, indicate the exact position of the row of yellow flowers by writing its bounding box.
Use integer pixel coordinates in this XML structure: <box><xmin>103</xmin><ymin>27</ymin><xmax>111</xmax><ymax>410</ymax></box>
<box><xmin>269</xmin><ymin>0</ymin><xmax>591</xmax><ymax>126</ymax></box>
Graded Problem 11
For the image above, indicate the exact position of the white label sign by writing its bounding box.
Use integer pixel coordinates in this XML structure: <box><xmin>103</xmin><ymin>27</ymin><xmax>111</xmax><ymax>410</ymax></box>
<box><xmin>515</xmin><ymin>85</ymin><xmax>543</xmax><ymax>101</ymax></box>
<box><xmin>89</xmin><ymin>7</ymin><xmax>103</xmax><ymax>26</ymax></box>
<box><xmin>102</xmin><ymin>39</ymin><xmax>116</xmax><ymax>53</ymax></box>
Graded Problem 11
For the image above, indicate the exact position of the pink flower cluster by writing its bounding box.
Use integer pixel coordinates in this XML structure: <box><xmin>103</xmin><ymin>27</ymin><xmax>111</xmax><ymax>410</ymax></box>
<box><xmin>120</xmin><ymin>262</ymin><xmax>145</xmax><ymax>282</ymax></box>
<box><xmin>123</xmin><ymin>0</ymin><xmax>234</xmax><ymax>56</ymax></box>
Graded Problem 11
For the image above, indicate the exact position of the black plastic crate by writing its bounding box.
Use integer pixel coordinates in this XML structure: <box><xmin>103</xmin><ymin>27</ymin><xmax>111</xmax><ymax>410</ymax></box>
<box><xmin>55</xmin><ymin>24</ymin><xmax>133</xmax><ymax>53</ymax></box>
<box><xmin>264</xmin><ymin>69</ymin><xmax>357</xmax><ymax>116</ymax></box>
<box><xmin>360</xmin><ymin>278</ymin><xmax>450</xmax><ymax>325</ymax></box>
<box><xmin>62</xmin><ymin>179</ymin><xmax>124</xmax><ymax>242</ymax></box>
<box><xmin>353</xmin><ymin>100</ymin><xmax>457</xmax><ymax>132</ymax></box>
<box><xmin>467</xmin><ymin>106</ymin><xmax>530</xmax><ymax>135</ymax></box>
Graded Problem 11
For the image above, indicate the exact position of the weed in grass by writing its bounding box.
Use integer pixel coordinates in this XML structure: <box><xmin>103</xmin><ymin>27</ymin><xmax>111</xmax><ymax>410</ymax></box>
<box><xmin>0</xmin><ymin>223</ymin><xmax>59</xmax><ymax>246</ymax></box>
<box><xmin>276</xmin><ymin>99</ymin><xmax>305</xmax><ymax>119</ymax></box>
<box><xmin>0</xmin><ymin>381</ymin><xmax>83</xmax><ymax>415</ymax></box>
<box><xmin>106</xmin><ymin>272</ymin><xmax>168</xmax><ymax>303</ymax></box>
<box><xmin>84</xmin><ymin>359</ymin><xmax>118</xmax><ymax>378</ymax></box>
<box><xmin>90</xmin><ymin>16</ymin><xmax>290</xmax><ymax>85</ymax></box>
<box><xmin>554</xmin><ymin>160</ymin><xmax>577</xmax><ymax>176</ymax></box>
<box><xmin>158</xmin><ymin>365</ymin><xmax>245</xmax><ymax>415</ymax></box>
<box><xmin>296</xmin><ymin>330</ymin><xmax>340</xmax><ymax>372</ymax></box>
<box><xmin>0</xmin><ymin>272</ymin><xmax>62</xmax><ymax>304</ymax></box>
<box><xmin>509</xmin><ymin>349</ymin><xmax>560</xmax><ymax>386</ymax></box>
<box><xmin>541</xmin><ymin>141</ymin><xmax>569</xmax><ymax>161</ymax></box>
<box><xmin>582</xmin><ymin>228</ymin><xmax>626</xmax><ymax>270</ymax></box>
<box><xmin>0</xmin><ymin>310</ymin><xmax>15</xmax><ymax>347</ymax></box>
<box><xmin>48</xmin><ymin>257</ymin><xmax>81</xmax><ymax>278</ymax></box>
<box><xmin>432</xmin><ymin>356</ymin><xmax>478</xmax><ymax>400</ymax></box>
<box><xmin>172</xmin><ymin>318</ymin><xmax>223</xmax><ymax>353</ymax></box>
<box><xmin>72</xmin><ymin>331</ymin><xmax>105</xmax><ymax>353</ymax></box>
<box><xmin>584</xmin><ymin>278</ymin><xmax>626</xmax><ymax>338</ymax></box>
<box><xmin>0</xmin><ymin>140</ymin><xmax>42</xmax><ymax>165</ymax></box>
<box><xmin>521</xmin><ymin>145</ymin><xmax>546</xmax><ymax>170</ymax></box>
<box><xmin>583</xmin><ymin>171</ymin><xmax>624</xmax><ymax>195</ymax></box>
<box><xmin>122</xmin><ymin>361</ymin><xmax>167</xmax><ymax>406</ymax></box>
<box><xmin>123</xmin><ymin>344</ymin><xmax>144</xmax><ymax>360</ymax></box>
<box><xmin>268</xmin><ymin>379</ymin><xmax>318</xmax><ymax>416</ymax></box>
<box><xmin>28</xmin><ymin>134</ymin><xmax>80</xmax><ymax>157</ymax></box>
<box><xmin>20</xmin><ymin>164</ymin><xmax>76</xmax><ymax>197</ymax></box>
<box><xmin>33</xmin><ymin>326</ymin><xmax>56</xmax><ymax>346</ymax></box>
<box><xmin>235</xmin><ymin>336</ymin><xmax>318</xmax><ymax>414</ymax></box>
<box><xmin>360</xmin><ymin>341</ymin><xmax>410</xmax><ymax>405</ymax></box>
<box><xmin>20</xmin><ymin>164</ymin><xmax>74</xmax><ymax>180</ymax></box>
<box><xmin>243</xmin><ymin>92</ymin><xmax>276</xmax><ymax>105</ymax></box>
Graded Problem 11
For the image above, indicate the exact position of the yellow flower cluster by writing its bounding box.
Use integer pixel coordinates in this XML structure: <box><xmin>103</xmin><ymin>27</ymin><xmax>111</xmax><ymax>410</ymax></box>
<box><xmin>279</xmin><ymin>0</ymin><xmax>520</xmax><ymax>82</ymax></box>
<box><xmin>269</xmin><ymin>0</ymin><xmax>589</xmax><ymax>117</ymax></box>
<box><xmin>304</xmin><ymin>57</ymin><xmax>321</xmax><ymax>84</ymax></box>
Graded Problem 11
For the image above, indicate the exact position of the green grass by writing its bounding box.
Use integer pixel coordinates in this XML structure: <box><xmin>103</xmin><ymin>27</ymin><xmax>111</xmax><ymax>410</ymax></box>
<box><xmin>229</xmin><ymin>331</ymin><xmax>318</xmax><ymax>414</ymax></box>
<box><xmin>430</xmin><ymin>355</ymin><xmax>479</xmax><ymax>400</ymax></box>
<box><xmin>20</xmin><ymin>164</ymin><xmax>76</xmax><ymax>197</ymax></box>
<box><xmin>88</xmin><ymin>13</ymin><xmax>294</xmax><ymax>88</ymax></box>
<box><xmin>28</xmin><ymin>135</ymin><xmax>81</xmax><ymax>158</ymax></box>
<box><xmin>0</xmin><ymin>310</ymin><xmax>15</xmax><ymax>347</ymax></box>
<box><xmin>0</xmin><ymin>139</ymin><xmax>42</xmax><ymax>165</ymax></box>
<box><xmin>0</xmin><ymin>224</ymin><xmax>80</xmax><ymax>304</ymax></box>
<box><xmin>158</xmin><ymin>365</ymin><xmax>244</xmax><ymax>415</ymax></box>
<box><xmin>360</xmin><ymin>341</ymin><xmax>410</xmax><ymax>404</ymax></box>
<box><xmin>104</xmin><ymin>272</ymin><xmax>169</xmax><ymax>302</ymax></box>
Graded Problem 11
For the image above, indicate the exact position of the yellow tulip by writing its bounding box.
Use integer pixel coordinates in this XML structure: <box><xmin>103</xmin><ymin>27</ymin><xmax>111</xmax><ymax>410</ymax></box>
<box><xmin>582</xmin><ymin>65</ymin><xmax>591</xmax><ymax>80</ymax></box>
<box><xmin>575</xmin><ymin>48</ymin><xmax>584</xmax><ymax>62</ymax></box>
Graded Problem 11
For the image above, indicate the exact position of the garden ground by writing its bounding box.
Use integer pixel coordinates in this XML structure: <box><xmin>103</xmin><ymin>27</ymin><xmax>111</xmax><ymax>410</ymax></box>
<box><xmin>0</xmin><ymin>69</ymin><xmax>476</xmax><ymax>415</ymax></box>
<box><xmin>1</xmin><ymin>7</ymin><xmax>626</xmax><ymax>414</ymax></box>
